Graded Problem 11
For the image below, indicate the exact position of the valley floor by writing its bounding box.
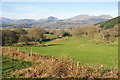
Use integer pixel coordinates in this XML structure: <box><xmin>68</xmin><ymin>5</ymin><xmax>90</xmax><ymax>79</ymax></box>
<box><xmin>11</xmin><ymin>37</ymin><xmax>118</xmax><ymax>67</ymax></box>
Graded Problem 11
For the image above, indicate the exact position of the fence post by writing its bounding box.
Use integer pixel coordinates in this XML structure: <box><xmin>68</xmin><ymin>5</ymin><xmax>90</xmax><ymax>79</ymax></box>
<box><xmin>77</xmin><ymin>61</ymin><xmax>79</xmax><ymax>67</ymax></box>
<box><xmin>8</xmin><ymin>47</ymin><xmax>10</xmax><ymax>52</ymax></box>
<box><xmin>52</xmin><ymin>56</ymin><xmax>54</xmax><ymax>62</ymax></box>
<box><xmin>30</xmin><ymin>48</ymin><xmax>32</xmax><ymax>55</ymax></box>
<box><xmin>17</xmin><ymin>48</ymin><xmax>20</xmax><ymax>53</ymax></box>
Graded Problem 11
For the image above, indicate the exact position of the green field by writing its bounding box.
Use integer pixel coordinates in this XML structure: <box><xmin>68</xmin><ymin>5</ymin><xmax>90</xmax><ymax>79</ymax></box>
<box><xmin>2</xmin><ymin>55</ymin><xmax>33</xmax><ymax>78</ymax></box>
<box><xmin>11</xmin><ymin>37</ymin><xmax>118</xmax><ymax>67</ymax></box>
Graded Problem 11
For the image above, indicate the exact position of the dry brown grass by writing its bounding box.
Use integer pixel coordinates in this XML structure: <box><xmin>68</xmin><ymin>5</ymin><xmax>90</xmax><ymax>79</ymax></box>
<box><xmin>46</xmin><ymin>37</ymin><xmax>69</xmax><ymax>44</ymax></box>
<box><xmin>1</xmin><ymin>47</ymin><xmax>118</xmax><ymax>78</ymax></box>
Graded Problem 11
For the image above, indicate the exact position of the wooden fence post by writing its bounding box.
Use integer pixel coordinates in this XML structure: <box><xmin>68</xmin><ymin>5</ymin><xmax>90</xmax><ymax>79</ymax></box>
<box><xmin>52</xmin><ymin>56</ymin><xmax>54</xmax><ymax>62</ymax></box>
<box><xmin>30</xmin><ymin>48</ymin><xmax>32</xmax><ymax>55</ymax></box>
<box><xmin>17</xmin><ymin>48</ymin><xmax>20</xmax><ymax>53</ymax></box>
<box><xmin>8</xmin><ymin>47</ymin><xmax>10</xmax><ymax>52</ymax></box>
<box><xmin>77</xmin><ymin>61</ymin><xmax>79</xmax><ymax>67</ymax></box>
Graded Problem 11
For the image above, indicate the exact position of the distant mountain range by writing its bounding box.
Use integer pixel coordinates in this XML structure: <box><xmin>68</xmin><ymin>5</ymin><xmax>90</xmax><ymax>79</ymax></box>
<box><xmin>0</xmin><ymin>15</ymin><xmax>113</xmax><ymax>29</ymax></box>
<box><xmin>69</xmin><ymin>15</ymin><xmax>112</xmax><ymax>20</ymax></box>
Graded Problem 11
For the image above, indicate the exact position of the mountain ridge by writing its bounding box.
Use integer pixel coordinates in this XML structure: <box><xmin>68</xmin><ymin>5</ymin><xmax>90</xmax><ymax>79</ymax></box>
<box><xmin>0</xmin><ymin>14</ymin><xmax>113</xmax><ymax>29</ymax></box>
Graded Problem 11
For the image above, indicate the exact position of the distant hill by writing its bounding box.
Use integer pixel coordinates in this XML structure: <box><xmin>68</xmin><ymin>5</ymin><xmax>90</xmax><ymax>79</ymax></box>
<box><xmin>14</xmin><ymin>19</ymin><xmax>36</xmax><ymax>24</ymax></box>
<box><xmin>0</xmin><ymin>17</ymin><xmax>36</xmax><ymax>25</ymax></box>
<box><xmin>47</xmin><ymin>16</ymin><xmax>58</xmax><ymax>22</ymax></box>
<box><xmin>0</xmin><ymin>15</ymin><xmax>113</xmax><ymax>29</ymax></box>
<box><xmin>37</xmin><ymin>16</ymin><xmax>58</xmax><ymax>23</ymax></box>
<box><xmin>0</xmin><ymin>17</ymin><xmax>14</xmax><ymax>25</ymax></box>
<box><xmin>95</xmin><ymin>16</ymin><xmax>120</xmax><ymax>29</ymax></box>
<box><xmin>69</xmin><ymin>15</ymin><xmax>112</xmax><ymax>21</ymax></box>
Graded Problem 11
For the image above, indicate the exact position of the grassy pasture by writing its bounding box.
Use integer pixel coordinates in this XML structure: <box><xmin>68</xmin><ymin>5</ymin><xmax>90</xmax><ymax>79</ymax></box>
<box><xmin>11</xmin><ymin>37</ymin><xmax>118</xmax><ymax>67</ymax></box>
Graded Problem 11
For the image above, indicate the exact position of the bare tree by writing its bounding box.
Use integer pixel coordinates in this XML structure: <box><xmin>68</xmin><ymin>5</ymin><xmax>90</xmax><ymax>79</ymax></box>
<box><xmin>2</xmin><ymin>29</ymin><xmax>18</xmax><ymax>45</ymax></box>
<box><xmin>28</xmin><ymin>27</ymin><xmax>45</xmax><ymax>43</ymax></box>
<box><xmin>14</xmin><ymin>28</ymin><xmax>27</xmax><ymax>34</ymax></box>
<box><xmin>55</xmin><ymin>29</ymin><xmax>65</xmax><ymax>37</ymax></box>
<box><xmin>18</xmin><ymin>35</ymin><xmax>30</xmax><ymax>44</ymax></box>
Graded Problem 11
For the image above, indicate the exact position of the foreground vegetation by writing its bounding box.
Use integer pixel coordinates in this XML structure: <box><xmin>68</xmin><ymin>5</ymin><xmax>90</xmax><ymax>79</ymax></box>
<box><xmin>2</xmin><ymin>55</ymin><xmax>33</xmax><ymax>78</ymax></box>
<box><xmin>2</xmin><ymin>48</ymin><xmax>118</xmax><ymax>78</ymax></box>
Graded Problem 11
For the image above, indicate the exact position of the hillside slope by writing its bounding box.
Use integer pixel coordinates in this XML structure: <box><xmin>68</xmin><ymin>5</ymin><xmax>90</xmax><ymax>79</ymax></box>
<box><xmin>96</xmin><ymin>16</ymin><xmax>120</xmax><ymax>29</ymax></box>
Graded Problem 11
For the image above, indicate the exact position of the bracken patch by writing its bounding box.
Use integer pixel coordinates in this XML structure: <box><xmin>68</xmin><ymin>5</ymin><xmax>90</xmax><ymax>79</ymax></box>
<box><xmin>1</xmin><ymin>47</ymin><xmax>118</xmax><ymax>78</ymax></box>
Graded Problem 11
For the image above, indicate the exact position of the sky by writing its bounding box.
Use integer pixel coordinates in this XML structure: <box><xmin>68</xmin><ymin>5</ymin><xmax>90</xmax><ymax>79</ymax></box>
<box><xmin>1</xmin><ymin>0</ymin><xmax>119</xmax><ymax>2</ymax></box>
<box><xmin>1</xmin><ymin>2</ymin><xmax>118</xmax><ymax>19</ymax></box>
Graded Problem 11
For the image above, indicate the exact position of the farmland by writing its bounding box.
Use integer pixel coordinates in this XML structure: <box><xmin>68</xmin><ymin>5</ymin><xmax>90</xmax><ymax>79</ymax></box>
<box><xmin>11</xmin><ymin>37</ymin><xmax>118</xmax><ymax>67</ymax></box>
<box><xmin>2</xmin><ymin>47</ymin><xmax>118</xmax><ymax>78</ymax></box>
<box><xmin>1</xmin><ymin>16</ymin><xmax>119</xmax><ymax>78</ymax></box>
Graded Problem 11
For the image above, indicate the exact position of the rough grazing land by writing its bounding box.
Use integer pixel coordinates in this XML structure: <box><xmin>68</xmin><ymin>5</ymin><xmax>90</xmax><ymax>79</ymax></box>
<box><xmin>2</xmin><ymin>48</ymin><xmax>118</xmax><ymax>78</ymax></box>
<box><xmin>12</xmin><ymin>37</ymin><xmax>118</xmax><ymax>67</ymax></box>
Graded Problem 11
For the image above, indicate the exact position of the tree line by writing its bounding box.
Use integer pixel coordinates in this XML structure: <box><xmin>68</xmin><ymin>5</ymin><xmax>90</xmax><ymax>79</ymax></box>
<box><xmin>1</xmin><ymin>27</ymin><xmax>70</xmax><ymax>46</ymax></box>
<box><xmin>1</xmin><ymin>24</ymin><xmax>119</xmax><ymax>46</ymax></box>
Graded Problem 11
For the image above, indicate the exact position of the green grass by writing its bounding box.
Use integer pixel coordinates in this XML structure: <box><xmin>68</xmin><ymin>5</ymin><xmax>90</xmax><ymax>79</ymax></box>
<box><xmin>2</xmin><ymin>55</ymin><xmax>33</xmax><ymax>78</ymax></box>
<box><xmin>11</xmin><ymin>37</ymin><xmax>118</xmax><ymax>67</ymax></box>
